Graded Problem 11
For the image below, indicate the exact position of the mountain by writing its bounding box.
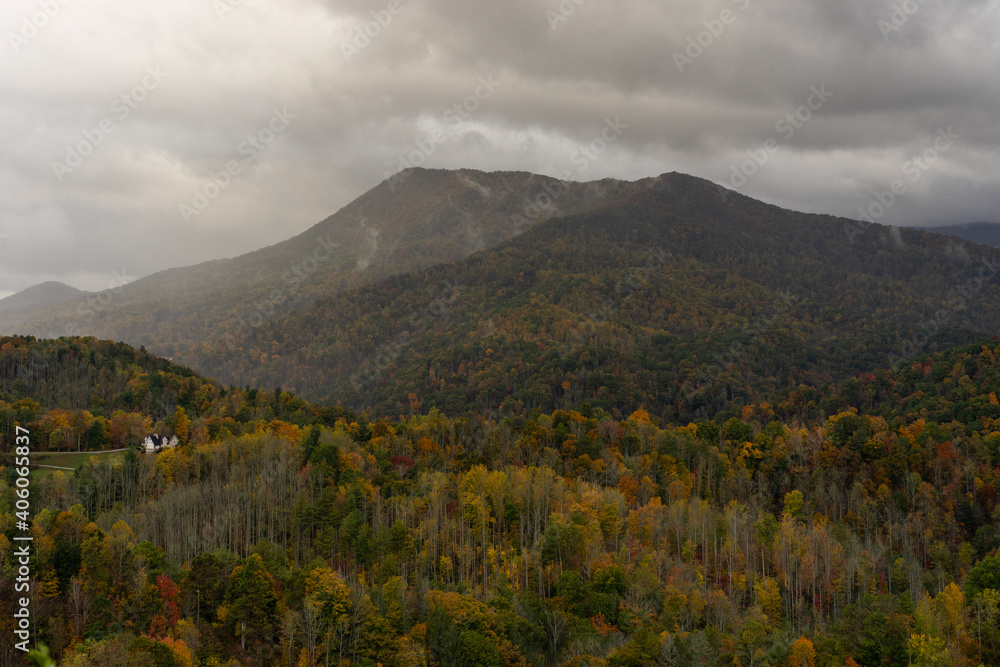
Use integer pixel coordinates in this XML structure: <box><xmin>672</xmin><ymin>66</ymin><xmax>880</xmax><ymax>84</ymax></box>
<box><xmin>0</xmin><ymin>281</ymin><xmax>85</xmax><ymax>314</ymax></box>
<box><xmin>7</xmin><ymin>169</ymin><xmax>1000</xmax><ymax>425</ymax></box>
<box><xmin>0</xmin><ymin>169</ymin><xmax>614</xmax><ymax>357</ymax></box>
<box><xmin>915</xmin><ymin>221</ymin><xmax>1000</xmax><ymax>248</ymax></box>
<box><xmin>186</xmin><ymin>172</ymin><xmax>1000</xmax><ymax>422</ymax></box>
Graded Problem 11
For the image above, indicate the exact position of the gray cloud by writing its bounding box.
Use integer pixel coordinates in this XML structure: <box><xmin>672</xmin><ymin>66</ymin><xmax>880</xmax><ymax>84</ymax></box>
<box><xmin>1</xmin><ymin>0</ymin><xmax>998</xmax><ymax>298</ymax></box>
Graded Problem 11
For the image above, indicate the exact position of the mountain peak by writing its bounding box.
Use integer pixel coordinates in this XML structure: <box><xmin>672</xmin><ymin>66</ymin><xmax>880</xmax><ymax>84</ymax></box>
<box><xmin>0</xmin><ymin>281</ymin><xmax>87</xmax><ymax>314</ymax></box>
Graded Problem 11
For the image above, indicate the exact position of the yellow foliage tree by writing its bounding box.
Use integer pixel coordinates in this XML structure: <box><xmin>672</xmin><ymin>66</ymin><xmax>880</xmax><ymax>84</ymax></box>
<box><xmin>908</xmin><ymin>633</ymin><xmax>948</xmax><ymax>667</ymax></box>
<box><xmin>172</xmin><ymin>406</ymin><xmax>190</xmax><ymax>444</ymax></box>
<box><xmin>304</xmin><ymin>565</ymin><xmax>351</xmax><ymax>626</ymax></box>
<box><xmin>754</xmin><ymin>576</ymin><xmax>783</xmax><ymax>628</ymax></box>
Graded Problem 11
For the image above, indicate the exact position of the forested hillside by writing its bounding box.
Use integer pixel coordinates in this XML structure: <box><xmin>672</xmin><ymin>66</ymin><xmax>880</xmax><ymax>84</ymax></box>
<box><xmin>190</xmin><ymin>173</ymin><xmax>1000</xmax><ymax>422</ymax></box>
<box><xmin>7</xmin><ymin>170</ymin><xmax>998</xmax><ymax>429</ymax></box>
<box><xmin>0</xmin><ymin>336</ymin><xmax>351</xmax><ymax>452</ymax></box>
<box><xmin>0</xmin><ymin>169</ymin><xmax>618</xmax><ymax>359</ymax></box>
<box><xmin>6</xmin><ymin>336</ymin><xmax>1000</xmax><ymax>666</ymax></box>
<box><xmin>918</xmin><ymin>223</ymin><xmax>1000</xmax><ymax>250</ymax></box>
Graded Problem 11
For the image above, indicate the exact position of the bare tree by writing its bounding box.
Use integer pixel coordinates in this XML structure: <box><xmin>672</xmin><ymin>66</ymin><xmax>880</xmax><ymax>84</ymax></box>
<box><xmin>298</xmin><ymin>601</ymin><xmax>324</xmax><ymax>667</ymax></box>
<box><xmin>543</xmin><ymin>607</ymin><xmax>569</xmax><ymax>662</ymax></box>
<box><xmin>69</xmin><ymin>577</ymin><xmax>90</xmax><ymax>639</ymax></box>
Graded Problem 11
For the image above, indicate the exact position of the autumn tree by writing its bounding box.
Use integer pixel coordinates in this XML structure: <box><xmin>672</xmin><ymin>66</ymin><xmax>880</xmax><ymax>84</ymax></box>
<box><xmin>223</xmin><ymin>553</ymin><xmax>278</xmax><ymax>652</ymax></box>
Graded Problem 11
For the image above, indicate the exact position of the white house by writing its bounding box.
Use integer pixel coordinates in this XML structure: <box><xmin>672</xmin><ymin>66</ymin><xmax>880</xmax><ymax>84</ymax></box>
<box><xmin>142</xmin><ymin>434</ymin><xmax>179</xmax><ymax>453</ymax></box>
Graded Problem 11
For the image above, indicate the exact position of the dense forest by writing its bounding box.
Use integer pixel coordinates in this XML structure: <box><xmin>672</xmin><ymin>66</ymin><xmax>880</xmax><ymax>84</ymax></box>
<box><xmin>5</xmin><ymin>170</ymin><xmax>1000</xmax><ymax>429</ymax></box>
<box><xmin>186</xmin><ymin>174</ymin><xmax>1000</xmax><ymax>423</ymax></box>
<box><xmin>6</xmin><ymin>335</ymin><xmax>1000</xmax><ymax>666</ymax></box>
<box><xmin>0</xmin><ymin>169</ymin><xmax>614</xmax><ymax>359</ymax></box>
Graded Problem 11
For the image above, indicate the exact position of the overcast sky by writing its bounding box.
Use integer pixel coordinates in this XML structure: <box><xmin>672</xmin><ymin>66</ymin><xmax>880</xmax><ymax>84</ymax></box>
<box><xmin>1</xmin><ymin>0</ymin><xmax>998</xmax><ymax>298</ymax></box>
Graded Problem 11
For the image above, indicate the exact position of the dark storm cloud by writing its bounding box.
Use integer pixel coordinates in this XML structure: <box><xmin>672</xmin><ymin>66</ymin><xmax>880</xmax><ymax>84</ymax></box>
<box><xmin>0</xmin><ymin>0</ymin><xmax>998</xmax><ymax>298</ymax></box>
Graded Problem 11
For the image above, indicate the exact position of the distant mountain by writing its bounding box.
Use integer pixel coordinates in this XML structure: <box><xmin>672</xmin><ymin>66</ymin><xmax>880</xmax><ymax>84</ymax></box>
<box><xmin>8</xmin><ymin>170</ymin><xmax>1000</xmax><ymax>424</ymax></box>
<box><xmin>0</xmin><ymin>281</ymin><xmax>86</xmax><ymax>314</ymax></box>
<box><xmin>0</xmin><ymin>169</ymin><xmax>618</xmax><ymax>358</ymax></box>
<box><xmin>184</xmin><ymin>172</ymin><xmax>1000</xmax><ymax>422</ymax></box>
<box><xmin>914</xmin><ymin>222</ymin><xmax>1000</xmax><ymax>248</ymax></box>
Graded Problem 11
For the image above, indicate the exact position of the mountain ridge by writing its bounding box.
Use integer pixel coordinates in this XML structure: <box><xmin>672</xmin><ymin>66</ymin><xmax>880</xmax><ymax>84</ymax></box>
<box><xmin>0</xmin><ymin>280</ymin><xmax>86</xmax><ymax>314</ymax></box>
<box><xmin>6</xmin><ymin>169</ymin><xmax>1000</xmax><ymax>425</ymax></box>
<box><xmin>914</xmin><ymin>221</ymin><xmax>1000</xmax><ymax>248</ymax></box>
<box><xmin>186</xmin><ymin>171</ymin><xmax>1000</xmax><ymax>421</ymax></box>
<box><xmin>0</xmin><ymin>168</ymin><xmax>620</xmax><ymax>352</ymax></box>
